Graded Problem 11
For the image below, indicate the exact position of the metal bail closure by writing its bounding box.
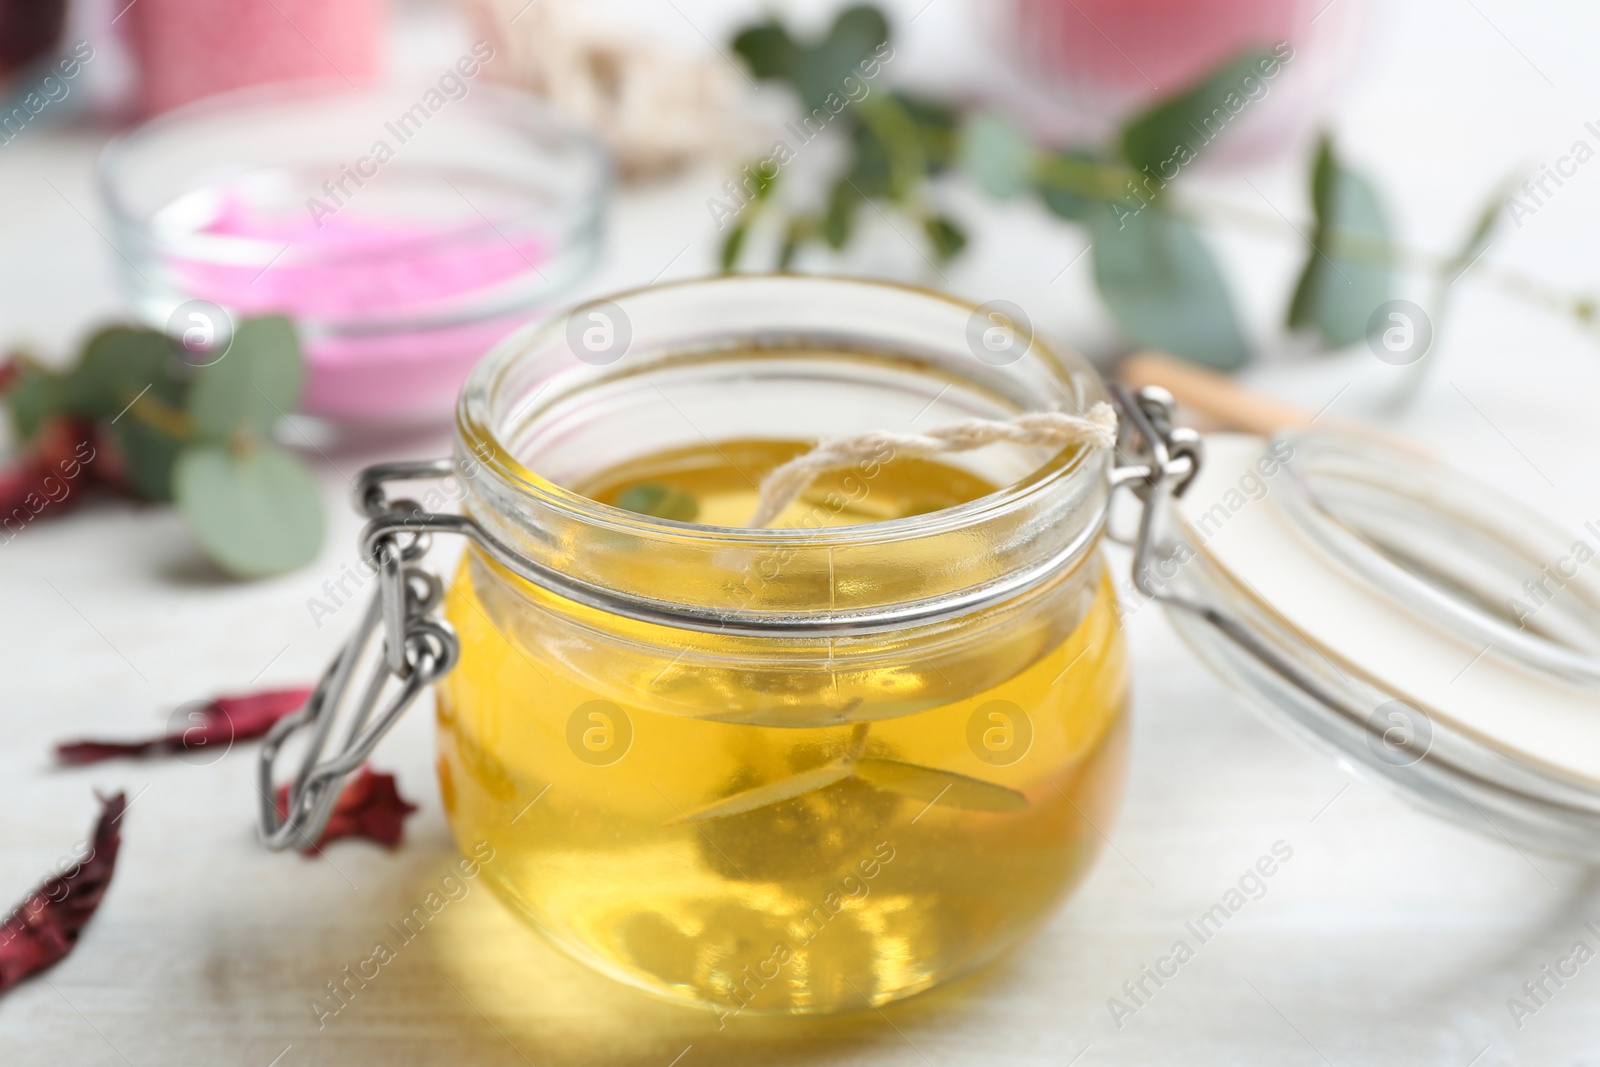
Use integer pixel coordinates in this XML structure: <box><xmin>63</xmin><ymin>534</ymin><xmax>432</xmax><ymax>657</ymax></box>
<box><xmin>258</xmin><ymin>460</ymin><xmax>465</xmax><ymax>851</ymax></box>
<box><xmin>1106</xmin><ymin>383</ymin><xmax>1203</xmax><ymax>559</ymax></box>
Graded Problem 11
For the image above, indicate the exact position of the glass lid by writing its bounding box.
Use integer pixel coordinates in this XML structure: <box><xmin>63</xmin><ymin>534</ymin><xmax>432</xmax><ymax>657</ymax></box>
<box><xmin>1134</xmin><ymin>415</ymin><xmax>1600</xmax><ymax>859</ymax></box>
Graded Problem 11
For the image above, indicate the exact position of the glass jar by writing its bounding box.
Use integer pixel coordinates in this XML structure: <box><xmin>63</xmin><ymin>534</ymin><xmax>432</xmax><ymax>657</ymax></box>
<box><xmin>262</xmin><ymin>280</ymin><xmax>1600</xmax><ymax>1025</ymax></box>
<box><xmin>431</xmin><ymin>275</ymin><xmax>1128</xmax><ymax>1014</ymax></box>
<box><xmin>259</xmin><ymin>270</ymin><xmax>1600</xmax><ymax>1029</ymax></box>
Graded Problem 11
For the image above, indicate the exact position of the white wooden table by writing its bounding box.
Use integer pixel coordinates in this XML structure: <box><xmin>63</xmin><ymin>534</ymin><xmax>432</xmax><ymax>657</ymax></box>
<box><xmin>5</xmin><ymin>1</ymin><xmax>1600</xmax><ymax>1063</ymax></box>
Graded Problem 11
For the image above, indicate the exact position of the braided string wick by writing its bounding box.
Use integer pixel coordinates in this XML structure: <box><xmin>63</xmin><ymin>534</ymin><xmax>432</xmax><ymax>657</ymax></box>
<box><xmin>746</xmin><ymin>401</ymin><xmax>1119</xmax><ymax>528</ymax></box>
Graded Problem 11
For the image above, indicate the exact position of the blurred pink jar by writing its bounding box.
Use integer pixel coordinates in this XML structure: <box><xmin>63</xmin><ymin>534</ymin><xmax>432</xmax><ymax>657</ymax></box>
<box><xmin>123</xmin><ymin>0</ymin><xmax>383</xmax><ymax>115</ymax></box>
<box><xmin>994</xmin><ymin>0</ymin><xmax>1367</xmax><ymax>157</ymax></box>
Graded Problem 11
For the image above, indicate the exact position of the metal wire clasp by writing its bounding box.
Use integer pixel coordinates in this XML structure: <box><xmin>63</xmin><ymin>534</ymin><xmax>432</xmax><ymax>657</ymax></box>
<box><xmin>1106</xmin><ymin>384</ymin><xmax>1203</xmax><ymax>591</ymax></box>
<box><xmin>258</xmin><ymin>460</ymin><xmax>467</xmax><ymax>851</ymax></box>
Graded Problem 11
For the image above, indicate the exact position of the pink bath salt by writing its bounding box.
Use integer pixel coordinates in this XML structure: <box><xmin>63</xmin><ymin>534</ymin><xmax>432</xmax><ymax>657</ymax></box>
<box><xmin>123</xmin><ymin>0</ymin><xmax>384</xmax><ymax>116</ymax></box>
<box><xmin>172</xmin><ymin>196</ymin><xmax>549</xmax><ymax>423</ymax></box>
<box><xmin>298</xmin><ymin>312</ymin><xmax>534</xmax><ymax>423</ymax></box>
<box><xmin>181</xmin><ymin>199</ymin><xmax>548</xmax><ymax>321</ymax></box>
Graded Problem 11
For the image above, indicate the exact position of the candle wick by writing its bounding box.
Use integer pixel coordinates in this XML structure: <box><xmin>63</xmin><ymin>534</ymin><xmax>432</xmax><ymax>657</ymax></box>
<box><xmin>745</xmin><ymin>403</ymin><xmax>1118</xmax><ymax>528</ymax></box>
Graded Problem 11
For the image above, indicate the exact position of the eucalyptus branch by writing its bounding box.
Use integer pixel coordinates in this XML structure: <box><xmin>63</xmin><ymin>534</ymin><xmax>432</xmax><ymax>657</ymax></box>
<box><xmin>1141</xmin><ymin>189</ymin><xmax>1586</xmax><ymax>329</ymax></box>
<box><xmin>1031</xmin><ymin>154</ymin><xmax>1140</xmax><ymax>203</ymax></box>
<box><xmin>857</xmin><ymin>95</ymin><xmax>926</xmax><ymax>201</ymax></box>
<box><xmin>722</xmin><ymin>5</ymin><xmax>1577</xmax><ymax>385</ymax></box>
<box><xmin>1</xmin><ymin>317</ymin><xmax>324</xmax><ymax>577</ymax></box>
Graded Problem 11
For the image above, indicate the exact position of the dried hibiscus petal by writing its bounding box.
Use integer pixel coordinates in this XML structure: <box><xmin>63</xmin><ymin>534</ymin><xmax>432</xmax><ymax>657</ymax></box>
<box><xmin>0</xmin><ymin>793</ymin><xmax>125</xmax><ymax>997</ymax></box>
<box><xmin>0</xmin><ymin>418</ymin><xmax>98</xmax><ymax>523</ymax></box>
<box><xmin>0</xmin><ymin>457</ymin><xmax>50</xmax><ymax>517</ymax></box>
<box><xmin>56</xmin><ymin>686</ymin><xmax>312</xmax><ymax>765</ymax></box>
<box><xmin>276</xmin><ymin>767</ymin><xmax>418</xmax><ymax>852</ymax></box>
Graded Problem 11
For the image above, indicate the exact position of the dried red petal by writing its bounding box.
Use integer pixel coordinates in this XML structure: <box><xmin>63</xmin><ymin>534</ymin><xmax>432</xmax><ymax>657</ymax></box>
<box><xmin>209</xmin><ymin>688</ymin><xmax>315</xmax><ymax>738</ymax></box>
<box><xmin>53</xmin><ymin>740</ymin><xmax>161</xmax><ymax>764</ymax></box>
<box><xmin>0</xmin><ymin>417</ymin><xmax>99</xmax><ymax>524</ymax></box>
<box><xmin>55</xmin><ymin>686</ymin><xmax>313</xmax><ymax>765</ymax></box>
<box><xmin>276</xmin><ymin>767</ymin><xmax>418</xmax><ymax>852</ymax></box>
<box><xmin>0</xmin><ymin>793</ymin><xmax>125</xmax><ymax>997</ymax></box>
<box><xmin>0</xmin><ymin>457</ymin><xmax>50</xmax><ymax>516</ymax></box>
<box><xmin>32</xmin><ymin>418</ymin><xmax>95</xmax><ymax>474</ymax></box>
<box><xmin>85</xmin><ymin>422</ymin><xmax>130</xmax><ymax>494</ymax></box>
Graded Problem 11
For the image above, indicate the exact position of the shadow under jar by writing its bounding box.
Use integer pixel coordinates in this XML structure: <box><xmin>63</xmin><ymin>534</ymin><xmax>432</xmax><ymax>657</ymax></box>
<box><xmin>433</xmin><ymin>276</ymin><xmax>1129</xmax><ymax>1015</ymax></box>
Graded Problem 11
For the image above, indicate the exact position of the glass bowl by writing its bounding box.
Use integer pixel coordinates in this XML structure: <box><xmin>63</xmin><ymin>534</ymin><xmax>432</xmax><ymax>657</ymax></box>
<box><xmin>98</xmin><ymin>78</ymin><xmax>610</xmax><ymax>428</ymax></box>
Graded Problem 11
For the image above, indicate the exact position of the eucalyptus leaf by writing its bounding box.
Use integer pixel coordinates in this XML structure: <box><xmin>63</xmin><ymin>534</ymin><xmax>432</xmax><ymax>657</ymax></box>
<box><xmin>778</xmin><ymin>216</ymin><xmax>810</xmax><ymax>270</ymax></box>
<box><xmin>1120</xmin><ymin>49</ymin><xmax>1277</xmax><ymax>177</ymax></box>
<box><xmin>1091</xmin><ymin>202</ymin><xmax>1250</xmax><ymax>369</ymax></box>
<box><xmin>846</xmin><ymin>120</ymin><xmax>894</xmax><ymax>198</ymax></box>
<box><xmin>187</xmin><ymin>315</ymin><xmax>303</xmax><ymax>441</ymax></box>
<box><xmin>897</xmin><ymin>93</ymin><xmax>959</xmax><ymax>171</ymax></box>
<box><xmin>1286</xmin><ymin>135</ymin><xmax>1395</xmax><ymax>347</ymax></box>
<box><xmin>616</xmin><ymin>483</ymin><xmax>699</xmax><ymax>522</ymax></box>
<box><xmin>924</xmin><ymin>214</ymin><xmax>967</xmax><ymax>261</ymax></box>
<box><xmin>751</xmin><ymin>165</ymin><xmax>779</xmax><ymax>201</ymax></box>
<box><xmin>1037</xmin><ymin>150</ymin><xmax>1106</xmax><ymax>220</ymax></box>
<box><xmin>730</xmin><ymin>21</ymin><xmax>799</xmax><ymax>80</ymax></box>
<box><xmin>856</xmin><ymin>94</ymin><xmax>928</xmax><ymax>199</ymax></box>
<box><xmin>68</xmin><ymin>327</ymin><xmax>173</xmax><ymax>419</ymax></box>
<box><xmin>1428</xmin><ymin>188</ymin><xmax>1504</xmax><ymax>332</ymax></box>
<box><xmin>174</xmin><ymin>441</ymin><xmax>324</xmax><ymax>578</ymax></box>
<box><xmin>1445</xmin><ymin>191</ymin><xmax>1502</xmax><ymax>278</ymax></box>
<box><xmin>854</xmin><ymin>758</ymin><xmax>1028</xmax><ymax>812</ymax></box>
<box><xmin>794</xmin><ymin>5</ymin><xmax>889</xmax><ymax>112</ymax></box>
<box><xmin>823</xmin><ymin>178</ymin><xmax>860</xmax><ymax>249</ymax></box>
<box><xmin>671</xmin><ymin>761</ymin><xmax>856</xmax><ymax>824</ymax></box>
<box><xmin>827</xmin><ymin>4</ymin><xmax>890</xmax><ymax>59</ymax></box>
<box><xmin>960</xmin><ymin>110</ymin><xmax>1035</xmax><ymax>199</ymax></box>
<box><xmin>719</xmin><ymin>224</ymin><xmax>748</xmax><ymax>273</ymax></box>
<box><xmin>108</xmin><ymin>417</ymin><xmax>186</xmax><ymax>502</ymax></box>
<box><xmin>3</xmin><ymin>358</ymin><xmax>64</xmax><ymax>442</ymax></box>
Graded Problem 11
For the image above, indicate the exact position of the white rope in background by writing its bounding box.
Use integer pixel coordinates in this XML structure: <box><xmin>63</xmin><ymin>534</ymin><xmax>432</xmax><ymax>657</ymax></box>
<box><xmin>746</xmin><ymin>402</ymin><xmax>1119</xmax><ymax>527</ymax></box>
